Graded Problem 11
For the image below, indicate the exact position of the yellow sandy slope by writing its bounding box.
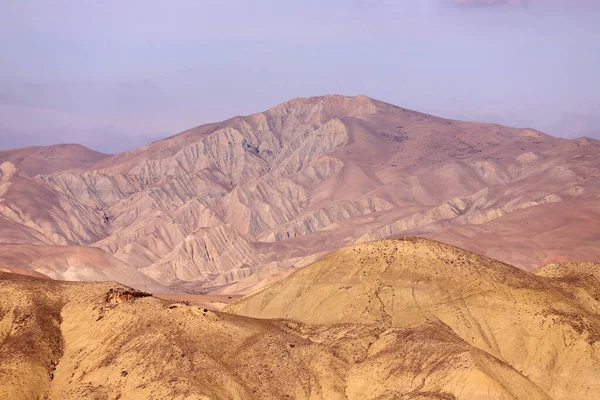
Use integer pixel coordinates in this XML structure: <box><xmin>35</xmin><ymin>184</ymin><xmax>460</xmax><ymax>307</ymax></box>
<box><xmin>227</xmin><ymin>238</ymin><xmax>600</xmax><ymax>399</ymax></box>
<box><xmin>1</xmin><ymin>238</ymin><xmax>599</xmax><ymax>399</ymax></box>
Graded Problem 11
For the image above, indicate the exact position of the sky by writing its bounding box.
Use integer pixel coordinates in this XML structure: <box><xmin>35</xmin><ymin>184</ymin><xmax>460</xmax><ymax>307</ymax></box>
<box><xmin>1</xmin><ymin>0</ymin><xmax>599</xmax><ymax>153</ymax></box>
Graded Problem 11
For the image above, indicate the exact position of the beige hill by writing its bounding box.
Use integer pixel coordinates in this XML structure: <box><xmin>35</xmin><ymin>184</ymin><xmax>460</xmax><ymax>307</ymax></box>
<box><xmin>421</xmin><ymin>197</ymin><xmax>600</xmax><ymax>269</ymax></box>
<box><xmin>0</xmin><ymin>244</ymin><xmax>166</xmax><ymax>293</ymax></box>
<box><xmin>1</xmin><ymin>95</ymin><xmax>599</xmax><ymax>291</ymax></box>
<box><xmin>2</xmin><ymin>239</ymin><xmax>599</xmax><ymax>399</ymax></box>
<box><xmin>0</xmin><ymin>143</ymin><xmax>109</xmax><ymax>176</ymax></box>
<box><xmin>226</xmin><ymin>237</ymin><xmax>600</xmax><ymax>400</ymax></box>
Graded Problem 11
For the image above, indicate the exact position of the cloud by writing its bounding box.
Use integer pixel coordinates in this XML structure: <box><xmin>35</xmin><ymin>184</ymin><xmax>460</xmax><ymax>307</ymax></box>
<box><xmin>449</xmin><ymin>0</ymin><xmax>528</xmax><ymax>6</ymax></box>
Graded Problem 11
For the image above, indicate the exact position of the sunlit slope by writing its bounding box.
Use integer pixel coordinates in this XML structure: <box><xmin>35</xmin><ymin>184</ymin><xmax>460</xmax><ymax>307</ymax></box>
<box><xmin>227</xmin><ymin>238</ymin><xmax>600</xmax><ymax>399</ymax></box>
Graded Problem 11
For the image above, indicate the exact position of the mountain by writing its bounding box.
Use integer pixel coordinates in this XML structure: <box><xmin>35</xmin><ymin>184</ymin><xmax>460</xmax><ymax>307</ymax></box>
<box><xmin>0</xmin><ymin>144</ymin><xmax>110</xmax><ymax>176</ymax></box>
<box><xmin>2</xmin><ymin>239</ymin><xmax>599</xmax><ymax>399</ymax></box>
<box><xmin>1</xmin><ymin>95</ymin><xmax>599</xmax><ymax>291</ymax></box>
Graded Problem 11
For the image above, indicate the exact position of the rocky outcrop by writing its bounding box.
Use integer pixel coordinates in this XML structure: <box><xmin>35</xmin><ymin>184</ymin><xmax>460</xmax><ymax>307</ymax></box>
<box><xmin>105</xmin><ymin>287</ymin><xmax>151</xmax><ymax>303</ymax></box>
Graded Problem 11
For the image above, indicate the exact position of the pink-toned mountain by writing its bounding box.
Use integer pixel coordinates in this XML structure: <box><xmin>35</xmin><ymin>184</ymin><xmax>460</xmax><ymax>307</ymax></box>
<box><xmin>0</xmin><ymin>95</ymin><xmax>598</xmax><ymax>292</ymax></box>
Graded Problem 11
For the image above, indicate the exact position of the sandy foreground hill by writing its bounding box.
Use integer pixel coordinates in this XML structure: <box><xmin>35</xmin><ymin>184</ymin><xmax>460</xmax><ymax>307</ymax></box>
<box><xmin>0</xmin><ymin>95</ymin><xmax>599</xmax><ymax>293</ymax></box>
<box><xmin>1</xmin><ymin>238</ymin><xmax>599</xmax><ymax>399</ymax></box>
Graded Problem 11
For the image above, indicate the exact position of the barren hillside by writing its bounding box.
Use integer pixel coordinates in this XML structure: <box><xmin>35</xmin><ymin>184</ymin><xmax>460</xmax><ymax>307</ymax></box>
<box><xmin>227</xmin><ymin>237</ymin><xmax>600</xmax><ymax>400</ymax></box>
<box><xmin>2</xmin><ymin>239</ymin><xmax>599</xmax><ymax>399</ymax></box>
<box><xmin>0</xmin><ymin>244</ymin><xmax>166</xmax><ymax>292</ymax></box>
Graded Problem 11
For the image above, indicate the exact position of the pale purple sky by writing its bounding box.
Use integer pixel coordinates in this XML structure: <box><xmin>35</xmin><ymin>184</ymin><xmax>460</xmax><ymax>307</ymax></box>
<box><xmin>1</xmin><ymin>0</ymin><xmax>599</xmax><ymax>153</ymax></box>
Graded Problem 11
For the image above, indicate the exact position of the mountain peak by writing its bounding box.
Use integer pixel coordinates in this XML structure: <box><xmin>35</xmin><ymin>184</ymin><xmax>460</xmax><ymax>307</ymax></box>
<box><xmin>263</xmin><ymin>93</ymin><xmax>381</xmax><ymax>119</ymax></box>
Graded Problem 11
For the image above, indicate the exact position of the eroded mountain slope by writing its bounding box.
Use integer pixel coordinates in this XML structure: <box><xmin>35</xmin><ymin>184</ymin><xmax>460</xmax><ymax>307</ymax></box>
<box><xmin>1</xmin><ymin>95</ymin><xmax>599</xmax><ymax>291</ymax></box>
